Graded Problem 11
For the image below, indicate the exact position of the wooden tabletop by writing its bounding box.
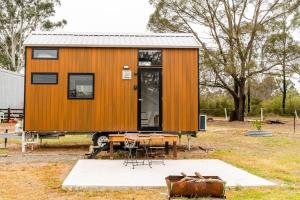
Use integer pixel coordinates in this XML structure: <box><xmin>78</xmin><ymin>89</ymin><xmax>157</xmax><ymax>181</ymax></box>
<box><xmin>109</xmin><ymin>133</ymin><xmax>178</xmax><ymax>142</ymax></box>
<box><xmin>109</xmin><ymin>133</ymin><xmax>178</xmax><ymax>159</ymax></box>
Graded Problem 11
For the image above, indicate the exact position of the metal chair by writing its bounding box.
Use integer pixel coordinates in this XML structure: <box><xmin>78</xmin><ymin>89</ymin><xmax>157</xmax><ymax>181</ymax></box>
<box><xmin>123</xmin><ymin>134</ymin><xmax>152</xmax><ymax>169</ymax></box>
<box><xmin>149</xmin><ymin>135</ymin><xmax>166</xmax><ymax>165</ymax></box>
<box><xmin>123</xmin><ymin>135</ymin><xmax>139</xmax><ymax>169</ymax></box>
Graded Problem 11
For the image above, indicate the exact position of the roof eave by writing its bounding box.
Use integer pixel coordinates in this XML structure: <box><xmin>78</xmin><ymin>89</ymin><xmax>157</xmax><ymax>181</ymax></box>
<box><xmin>24</xmin><ymin>44</ymin><xmax>200</xmax><ymax>48</ymax></box>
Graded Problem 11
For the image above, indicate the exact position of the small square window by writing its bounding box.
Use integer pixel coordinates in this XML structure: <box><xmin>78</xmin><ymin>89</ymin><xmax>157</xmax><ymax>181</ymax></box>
<box><xmin>31</xmin><ymin>73</ymin><xmax>58</xmax><ymax>84</ymax></box>
<box><xmin>32</xmin><ymin>48</ymin><xmax>58</xmax><ymax>59</ymax></box>
<box><xmin>68</xmin><ymin>73</ymin><xmax>94</xmax><ymax>99</ymax></box>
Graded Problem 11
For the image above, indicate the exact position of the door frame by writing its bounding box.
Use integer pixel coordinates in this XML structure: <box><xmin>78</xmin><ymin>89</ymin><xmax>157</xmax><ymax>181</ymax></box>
<box><xmin>137</xmin><ymin>68</ymin><xmax>162</xmax><ymax>131</ymax></box>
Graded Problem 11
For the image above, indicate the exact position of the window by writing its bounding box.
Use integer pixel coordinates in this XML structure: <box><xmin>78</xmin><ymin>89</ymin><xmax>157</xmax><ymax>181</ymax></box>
<box><xmin>138</xmin><ymin>50</ymin><xmax>162</xmax><ymax>66</ymax></box>
<box><xmin>31</xmin><ymin>73</ymin><xmax>58</xmax><ymax>84</ymax></box>
<box><xmin>68</xmin><ymin>73</ymin><xmax>94</xmax><ymax>99</ymax></box>
<box><xmin>32</xmin><ymin>48</ymin><xmax>58</xmax><ymax>59</ymax></box>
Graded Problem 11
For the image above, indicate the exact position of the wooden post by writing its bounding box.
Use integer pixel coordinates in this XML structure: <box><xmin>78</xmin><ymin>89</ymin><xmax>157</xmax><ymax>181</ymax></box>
<box><xmin>165</xmin><ymin>141</ymin><xmax>169</xmax><ymax>155</ymax></box>
<box><xmin>109</xmin><ymin>141</ymin><xmax>113</xmax><ymax>160</ymax></box>
<box><xmin>173</xmin><ymin>141</ymin><xmax>177</xmax><ymax>159</ymax></box>
<box><xmin>224</xmin><ymin>108</ymin><xmax>228</xmax><ymax>121</ymax></box>
<box><xmin>187</xmin><ymin>134</ymin><xmax>191</xmax><ymax>151</ymax></box>
<box><xmin>178</xmin><ymin>134</ymin><xmax>181</xmax><ymax>145</ymax></box>
<box><xmin>295</xmin><ymin>110</ymin><xmax>298</xmax><ymax>120</ymax></box>
<box><xmin>7</xmin><ymin>108</ymin><xmax>11</xmax><ymax>123</ymax></box>
<box><xmin>294</xmin><ymin>112</ymin><xmax>296</xmax><ymax>134</ymax></box>
<box><xmin>22</xmin><ymin>131</ymin><xmax>26</xmax><ymax>153</ymax></box>
<box><xmin>4</xmin><ymin>129</ymin><xmax>8</xmax><ymax>148</ymax></box>
<box><xmin>261</xmin><ymin>108</ymin><xmax>264</xmax><ymax>122</ymax></box>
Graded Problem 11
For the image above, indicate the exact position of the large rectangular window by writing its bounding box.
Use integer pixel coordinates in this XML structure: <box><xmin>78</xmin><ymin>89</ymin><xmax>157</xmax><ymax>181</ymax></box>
<box><xmin>32</xmin><ymin>48</ymin><xmax>58</xmax><ymax>59</ymax></box>
<box><xmin>138</xmin><ymin>50</ymin><xmax>162</xmax><ymax>66</ymax></box>
<box><xmin>31</xmin><ymin>73</ymin><xmax>58</xmax><ymax>84</ymax></box>
<box><xmin>68</xmin><ymin>73</ymin><xmax>94</xmax><ymax>99</ymax></box>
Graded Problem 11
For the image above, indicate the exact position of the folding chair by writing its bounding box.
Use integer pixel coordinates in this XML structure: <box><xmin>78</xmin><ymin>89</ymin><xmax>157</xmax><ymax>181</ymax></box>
<box><xmin>149</xmin><ymin>134</ymin><xmax>166</xmax><ymax>165</ymax></box>
<box><xmin>123</xmin><ymin>135</ymin><xmax>139</xmax><ymax>168</ymax></box>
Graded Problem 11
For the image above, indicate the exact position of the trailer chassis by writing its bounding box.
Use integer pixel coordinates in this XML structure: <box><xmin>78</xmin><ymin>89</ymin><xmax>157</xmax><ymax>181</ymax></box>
<box><xmin>20</xmin><ymin>131</ymin><xmax>198</xmax><ymax>153</ymax></box>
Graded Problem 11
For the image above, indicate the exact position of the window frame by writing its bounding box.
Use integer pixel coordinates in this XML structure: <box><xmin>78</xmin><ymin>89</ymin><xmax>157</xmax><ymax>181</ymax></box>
<box><xmin>31</xmin><ymin>72</ymin><xmax>58</xmax><ymax>84</ymax></box>
<box><xmin>32</xmin><ymin>48</ymin><xmax>59</xmax><ymax>60</ymax></box>
<box><xmin>138</xmin><ymin>49</ymin><xmax>162</xmax><ymax>67</ymax></box>
<box><xmin>67</xmin><ymin>73</ymin><xmax>95</xmax><ymax>100</ymax></box>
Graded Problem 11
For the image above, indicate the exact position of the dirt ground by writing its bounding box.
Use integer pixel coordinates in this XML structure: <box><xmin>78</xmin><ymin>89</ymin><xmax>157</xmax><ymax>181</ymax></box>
<box><xmin>0</xmin><ymin>118</ymin><xmax>300</xmax><ymax>200</ymax></box>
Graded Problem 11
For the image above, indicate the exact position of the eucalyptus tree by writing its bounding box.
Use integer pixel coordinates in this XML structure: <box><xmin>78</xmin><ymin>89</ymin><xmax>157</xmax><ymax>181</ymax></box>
<box><xmin>148</xmin><ymin>0</ymin><xmax>300</xmax><ymax>121</ymax></box>
<box><xmin>0</xmin><ymin>0</ymin><xmax>66</xmax><ymax>72</ymax></box>
<box><xmin>263</xmin><ymin>4</ymin><xmax>300</xmax><ymax>114</ymax></box>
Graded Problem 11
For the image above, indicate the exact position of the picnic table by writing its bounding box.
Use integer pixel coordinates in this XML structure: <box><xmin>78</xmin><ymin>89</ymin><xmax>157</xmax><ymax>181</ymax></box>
<box><xmin>109</xmin><ymin>133</ymin><xmax>178</xmax><ymax>159</ymax></box>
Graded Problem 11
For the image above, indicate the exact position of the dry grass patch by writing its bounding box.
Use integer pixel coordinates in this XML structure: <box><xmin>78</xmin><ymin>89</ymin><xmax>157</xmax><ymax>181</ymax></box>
<box><xmin>1</xmin><ymin>119</ymin><xmax>300</xmax><ymax>199</ymax></box>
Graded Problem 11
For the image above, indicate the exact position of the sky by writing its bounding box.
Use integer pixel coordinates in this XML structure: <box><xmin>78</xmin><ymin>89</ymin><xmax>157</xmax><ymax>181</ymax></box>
<box><xmin>52</xmin><ymin>0</ymin><xmax>300</xmax><ymax>91</ymax></box>
<box><xmin>53</xmin><ymin>0</ymin><xmax>154</xmax><ymax>33</ymax></box>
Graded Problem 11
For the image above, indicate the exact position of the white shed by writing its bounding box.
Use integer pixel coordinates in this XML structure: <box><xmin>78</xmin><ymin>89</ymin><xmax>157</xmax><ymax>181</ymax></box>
<box><xmin>0</xmin><ymin>68</ymin><xmax>24</xmax><ymax>109</ymax></box>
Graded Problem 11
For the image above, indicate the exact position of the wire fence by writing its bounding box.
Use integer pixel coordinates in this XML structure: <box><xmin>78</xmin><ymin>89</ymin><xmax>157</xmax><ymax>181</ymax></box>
<box><xmin>199</xmin><ymin>108</ymin><xmax>300</xmax><ymax>121</ymax></box>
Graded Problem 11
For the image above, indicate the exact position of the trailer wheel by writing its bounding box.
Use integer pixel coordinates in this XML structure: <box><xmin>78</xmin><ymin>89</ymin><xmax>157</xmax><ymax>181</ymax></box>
<box><xmin>92</xmin><ymin>133</ymin><xmax>109</xmax><ymax>150</ymax></box>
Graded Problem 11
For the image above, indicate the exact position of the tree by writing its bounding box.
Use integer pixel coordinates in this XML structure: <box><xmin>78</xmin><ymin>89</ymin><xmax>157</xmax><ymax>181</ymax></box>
<box><xmin>264</xmin><ymin>3</ymin><xmax>300</xmax><ymax>114</ymax></box>
<box><xmin>251</xmin><ymin>76</ymin><xmax>278</xmax><ymax>101</ymax></box>
<box><xmin>0</xmin><ymin>0</ymin><xmax>66</xmax><ymax>72</ymax></box>
<box><xmin>148</xmin><ymin>0</ymin><xmax>300</xmax><ymax>121</ymax></box>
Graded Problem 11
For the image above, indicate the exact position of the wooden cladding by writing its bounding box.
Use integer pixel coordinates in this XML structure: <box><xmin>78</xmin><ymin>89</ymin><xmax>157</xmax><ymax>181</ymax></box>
<box><xmin>162</xmin><ymin>49</ymin><xmax>198</xmax><ymax>131</ymax></box>
<box><xmin>25</xmin><ymin>47</ymin><xmax>138</xmax><ymax>132</ymax></box>
<box><xmin>25</xmin><ymin>47</ymin><xmax>198</xmax><ymax>132</ymax></box>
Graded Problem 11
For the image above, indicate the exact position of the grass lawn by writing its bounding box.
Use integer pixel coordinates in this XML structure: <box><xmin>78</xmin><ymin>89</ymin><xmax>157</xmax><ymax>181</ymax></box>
<box><xmin>0</xmin><ymin>118</ymin><xmax>300</xmax><ymax>199</ymax></box>
<box><xmin>191</xmin><ymin>120</ymin><xmax>300</xmax><ymax>200</ymax></box>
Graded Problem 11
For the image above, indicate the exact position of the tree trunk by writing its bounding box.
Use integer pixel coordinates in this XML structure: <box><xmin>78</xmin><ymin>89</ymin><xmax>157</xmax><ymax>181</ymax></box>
<box><xmin>282</xmin><ymin>72</ymin><xmax>286</xmax><ymax>114</ymax></box>
<box><xmin>282</xmin><ymin>38</ymin><xmax>287</xmax><ymax>114</ymax></box>
<box><xmin>11</xmin><ymin>37</ymin><xmax>16</xmax><ymax>71</ymax></box>
<box><xmin>230</xmin><ymin>79</ymin><xmax>246</xmax><ymax>121</ymax></box>
<box><xmin>238</xmin><ymin>80</ymin><xmax>246</xmax><ymax>121</ymax></box>
<box><xmin>247</xmin><ymin>80</ymin><xmax>251</xmax><ymax>113</ymax></box>
<box><xmin>230</xmin><ymin>96</ymin><xmax>238</xmax><ymax>121</ymax></box>
<box><xmin>282</xmin><ymin>11</ymin><xmax>287</xmax><ymax>114</ymax></box>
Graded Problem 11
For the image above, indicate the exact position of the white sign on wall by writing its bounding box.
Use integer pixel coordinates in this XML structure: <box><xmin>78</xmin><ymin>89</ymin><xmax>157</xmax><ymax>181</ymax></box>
<box><xmin>122</xmin><ymin>69</ymin><xmax>132</xmax><ymax>80</ymax></box>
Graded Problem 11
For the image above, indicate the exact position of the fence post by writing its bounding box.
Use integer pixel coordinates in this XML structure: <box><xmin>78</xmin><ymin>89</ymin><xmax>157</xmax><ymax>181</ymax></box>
<box><xmin>294</xmin><ymin>112</ymin><xmax>296</xmax><ymax>134</ymax></box>
<box><xmin>7</xmin><ymin>108</ymin><xmax>11</xmax><ymax>122</ymax></box>
<box><xmin>261</xmin><ymin>108</ymin><xmax>264</xmax><ymax>122</ymax></box>
<box><xmin>295</xmin><ymin>110</ymin><xmax>298</xmax><ymax>120</ymax></box>
<box><xmin>4</xmin><ymin>129</ymin><xmax>8</xmax><ymax>148</ymax></box>
<box><xmin>22</xmin><ymin>131</ymin><xmax>26</xmax><ymax>153</ymax></box>
<box><xmin>224</xmin><ymin>108</ymin><xmax>228</xmax><ymax>121</ymax></box>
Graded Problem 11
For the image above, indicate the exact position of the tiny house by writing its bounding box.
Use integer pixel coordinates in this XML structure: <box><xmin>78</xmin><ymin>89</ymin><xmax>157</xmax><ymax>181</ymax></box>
<box><xmin>23</xmin><ymin>32</ymin><xmax>200</xmax><ymax>146</ymax></box>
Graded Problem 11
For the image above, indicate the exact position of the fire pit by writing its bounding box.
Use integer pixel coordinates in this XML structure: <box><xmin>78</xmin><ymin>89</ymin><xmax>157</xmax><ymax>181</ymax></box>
<box><xmin>165</xmin><ymin>173</ymin><xmax>226</xmax><ymax>199</ymax></box>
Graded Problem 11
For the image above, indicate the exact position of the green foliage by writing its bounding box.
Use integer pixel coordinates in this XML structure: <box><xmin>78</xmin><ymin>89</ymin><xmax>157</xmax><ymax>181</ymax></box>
<box><xmin>200</xmin><ymin>90</ymin><xmax>300</xmax><ymax>117</ymax></box>
<box><xmin>0</xmin><ymin>0</ymin><xmax>66</xmax><ymax>71</ymax></box>
<box><xmin>252</xmin><ymin>120</ymin><xmax>262</xmax><ymax>131</ymax></box>
<box><xmin>248</xmin><ymin>97</ymin><xmax>263</xmax><ymax>116</ymax></box>
<box><xmin>262</xmin><ymin>90</ymin><xmax>300</xmax><ymax>116</ymax></box>
<box><xmin>200</xmin><ymin>94</ymin><xmax>233</xmax><ymax>116</ymax></box>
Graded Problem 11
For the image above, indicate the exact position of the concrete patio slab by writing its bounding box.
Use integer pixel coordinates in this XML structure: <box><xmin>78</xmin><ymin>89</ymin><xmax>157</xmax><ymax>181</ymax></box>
<box><xmin>62</xmin><ymin>159</ymin><xmax>276</xmax><ymax>190</ymax></box>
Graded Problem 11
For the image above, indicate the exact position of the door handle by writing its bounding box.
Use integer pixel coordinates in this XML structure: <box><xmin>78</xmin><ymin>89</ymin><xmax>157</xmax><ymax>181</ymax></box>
<box><xmin>138</xmin><ymin>98</ymin><xmax>143</xmax><ymax>101</ymax></box>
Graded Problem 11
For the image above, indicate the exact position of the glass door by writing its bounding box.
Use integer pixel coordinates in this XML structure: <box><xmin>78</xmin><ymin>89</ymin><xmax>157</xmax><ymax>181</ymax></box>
<box><xmin>138</xmin><ymin>68</ymin><xmax>162</xmax><ymax>131</ymax></box>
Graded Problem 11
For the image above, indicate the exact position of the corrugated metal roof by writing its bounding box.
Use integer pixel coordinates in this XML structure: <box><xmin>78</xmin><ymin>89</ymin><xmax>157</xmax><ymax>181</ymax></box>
<box><xmin>24</xmin><ymin>32</ymin><xmax>200</xmax><ymax>48</ymax></box>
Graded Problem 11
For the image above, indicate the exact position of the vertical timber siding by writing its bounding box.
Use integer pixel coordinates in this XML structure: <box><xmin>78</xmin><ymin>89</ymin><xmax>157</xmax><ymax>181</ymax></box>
<box><xmin>25</xmin><ymin>47</ymin><xmax>138</xmax><ymax>132</ymax></box>
<box><xmin>25</xmin><ymin>47</ymin><xmax>198</xmax><ymax>132</ymax></box>
<box><xmin>162</xmin><ymin>49</ymin><xmax>198</xmax><ymax>131</ymax></box>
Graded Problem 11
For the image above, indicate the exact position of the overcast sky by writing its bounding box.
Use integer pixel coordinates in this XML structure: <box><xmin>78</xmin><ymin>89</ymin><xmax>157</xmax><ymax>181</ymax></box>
<box><xmin>54</xmin><ymin>0</ymin><xmax>154</xmax><ymax>33</ymax></box>
<box><xmin>53</xmin><ymin>0</ymin><xmax>300</xmax><ymax>90</ymax></box>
